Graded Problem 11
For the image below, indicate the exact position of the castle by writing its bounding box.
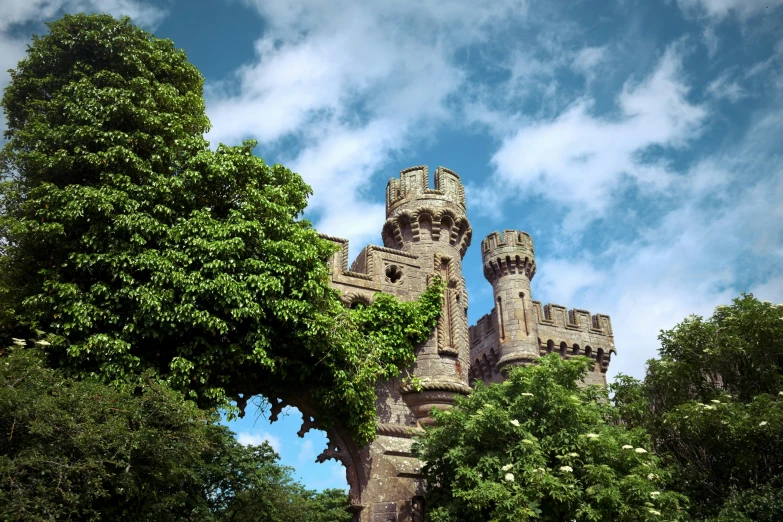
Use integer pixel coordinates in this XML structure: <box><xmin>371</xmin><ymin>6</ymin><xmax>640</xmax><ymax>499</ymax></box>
<box><xmin>311</xmin><ymin>166</ymin><xmax>615</xmax><ymax>522</ymax></box>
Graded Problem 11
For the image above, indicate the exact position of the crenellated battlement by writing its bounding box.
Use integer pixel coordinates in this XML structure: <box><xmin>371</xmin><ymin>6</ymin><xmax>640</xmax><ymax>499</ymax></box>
<box><xmin>319</xmin><ymin>233</ymin><xmax>419</xmax><ymax>291</ymax></box>
<box><xmin>382</xmin><ymin>166</ymin><xmax>471</xmax><ymax>257</ymax></box>
<box><xmin>533</xmin><ymin>301</ymin><xmax>613</xmax><ymax>336</ymax></box>
<box><xmin>481</xmin><ymin>230</ymin><xmax>536</xmax><ymax>283</ymax></box>
<box><xmin>481</xmin><ymin>230</ymin><xmax>534</xmax><ymax>258</ymax></box>
<box><xmin>468</xmin><ymin>309</ymin><xmax>498</xmax><ymax>347</ymax></box>
<box><xmin>467</xmin><ymin>303</ymin><xmax>615</xmax><ymax>346</ymax></box>
<box><xmin>386</xmin><ymin>165</ymin><xmax>467</xmax><ymax>216</ymax></box>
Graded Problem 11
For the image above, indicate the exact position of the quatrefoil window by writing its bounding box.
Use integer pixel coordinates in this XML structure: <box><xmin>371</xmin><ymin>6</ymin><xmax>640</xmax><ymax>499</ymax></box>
<box><xmin>385</xmin><ymin>264</ymin><xmax>403</xmax><ymax>284</ymax></box>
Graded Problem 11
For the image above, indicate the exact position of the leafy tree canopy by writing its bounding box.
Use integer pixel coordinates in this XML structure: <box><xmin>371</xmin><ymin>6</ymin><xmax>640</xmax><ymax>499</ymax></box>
<box><xmin>612</xmin><ymin>295</ymin><xmax>783</xmax><ymax>521</ymax></box>
<box><xmin>0</xmin><ymin>346</ymin><xmax>351</xmax><ymax>521</ymax></box>
<box><xmin>0</xmin><ymin>13</ymin><xmax>442</xmax><ymax>444</ymax></box>
<box><xmin>415</xmin><ymin>355</ymin><xmax>688</xmax><ymax>521</ymax></box>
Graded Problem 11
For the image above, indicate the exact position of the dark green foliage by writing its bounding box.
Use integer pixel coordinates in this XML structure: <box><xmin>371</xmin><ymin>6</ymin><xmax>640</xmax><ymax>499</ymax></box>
<box><xmin>0</xmin><ymin>13</ymin><xmax>442</xmax><ymax>444</ymax></box>
<box><xmin>612</xmin><ymin>295</ymin><xmax>783</xmax><ymax>520</ymax></box>
<box><xmin>305</xmin><ymin>488</ymin><xmax>355</xmax><ymax>522</ymax></box>
<box><xmin>0</xmin><ymin>347</ymin><xmax>353</xmax><ymax>521</ymax></box>
<box><xmin>708</xmin><ymin>484</ymin><xmax>783</xmax><ymax>522</ymax></box>
<box><xmin>226</xmin><ymin>485</ymin><xmax>353</xmax><ymax>522</ymax></box>
<box><xmin>416</xmin><ymin>355</ymin><xmax>688</xmax><ymax>521</ymax></box>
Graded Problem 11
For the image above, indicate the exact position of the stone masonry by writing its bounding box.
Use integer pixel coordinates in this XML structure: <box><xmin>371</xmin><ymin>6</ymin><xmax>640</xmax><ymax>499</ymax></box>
<box><xmin>309</xmin><ymin>166</ymin><xmax>615</xmax><ymax>522</ymax></box>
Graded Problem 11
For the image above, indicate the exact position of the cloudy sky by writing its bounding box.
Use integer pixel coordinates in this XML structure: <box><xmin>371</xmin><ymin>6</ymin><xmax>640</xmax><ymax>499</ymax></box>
<box><xmin>3</xmin><ymin>0</ymin><xmax>782</xmax><ymax>491</ymax></box>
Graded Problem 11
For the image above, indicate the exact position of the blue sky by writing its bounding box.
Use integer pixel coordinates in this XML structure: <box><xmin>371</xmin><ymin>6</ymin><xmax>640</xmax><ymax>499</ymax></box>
<box><xmin>3</xmin><ymin>0</ymin><xmax>782</xmax><ymax>492</ymax></box>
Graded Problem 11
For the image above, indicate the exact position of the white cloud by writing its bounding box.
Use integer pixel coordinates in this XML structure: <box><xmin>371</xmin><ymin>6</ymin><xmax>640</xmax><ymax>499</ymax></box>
<box><xmin>676</xmin><ymin>0</ymin><xmax>783</xmax><ymax>21</ymax></box>
<box><xmin>535</xmin><ymin>258</ymin><xmax>607</xmax><ymax>306</ymax></box>
<box><xmin>487</xmin><ymin>43</ymin><xmax>706</xmax><ymax>224</ymax></box>
<box><xmin>702</xmin><ymin>25</ymin><xmax>720</xmax><ymax>56</ymax></box>
<box><xmin>205</xmin><ymin>0</ymin><xmax>530</xmax><ymax>251</ymax></box>
<box><xmin>706</xmin><ymin>70</ymin><xmax>747</xmax><ymax>102</ymax></box>
<box><xmin>532</xmin><ymin>106</ymin><xmax>783</xmax><ymax>380</ymax></box>
<box><xmin>677</xmin><ymin>0</ymin><xmax>783</xmax><ymax>52</ymax></box>
<box><xmin>297</xmin><ymin>439</ymin><xmax>315</xmax><ymax>463</ymax></box>
<box><xmin>0</xmin><ymin>0</ymin><xmax>166</xmax><ymax>32</ymax></box>
<box><xmin>572</xmin><ymin>46</ymin><xmax>608</xmax><ymax>78</ymax></box>
<box><xmin>237</xmin><ymin>430</ymin><xmax>282</xmax><ymax>452</ymax></box>
<box><xmin>535</xmin><ymin>172</ymin><xmax>783</xmax><ymax>380</ymax></box>
<box><xmin>307</xmin><ymin>461</ymin><xmax>349</xmax><ymax>491</ymax></box>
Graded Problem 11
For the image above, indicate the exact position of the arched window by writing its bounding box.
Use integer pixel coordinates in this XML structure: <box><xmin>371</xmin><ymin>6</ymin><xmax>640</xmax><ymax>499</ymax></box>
<box><xmin>560</xmin><ymin>341</ymin><xmax>568</xmax><ymax>358</ymax></box>
<box><xmin>572</xmin><ymin>343</ymin><xmax>580</xmax><ymax>355</ymax></box>
<box><xmin>546</xmin><ymin>339</ymin><xmax>554</xmax><ymax>354</ymax></box>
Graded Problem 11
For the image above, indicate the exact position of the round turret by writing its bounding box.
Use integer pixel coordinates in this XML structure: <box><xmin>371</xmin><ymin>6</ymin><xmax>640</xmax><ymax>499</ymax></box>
<box><xmin>482</xmin><ymin>230</ymin><xmax>535</xmax><ymax>283</ymax></box>
<box><xmin>481</xmin><ymin>230</ymin><xmax>539</xmax><ymax>369</ymax></box>
<box><xmin>381</xmin><ymin>165</ymin><xmax>471</xmax><ymax>259</ymax></box>
<box><xmin>383</xmin><ymin>166</ymin><xmax>474</xmax><ymax>426</ymax></box>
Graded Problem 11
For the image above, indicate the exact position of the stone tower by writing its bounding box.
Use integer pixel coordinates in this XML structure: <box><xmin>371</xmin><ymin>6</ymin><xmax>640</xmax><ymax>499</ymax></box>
<box><xmin>382</xmin><ymin>165</ymin><xmax>472</xmax><ymax>421</ymax></box>
<box><xmin>481</xmin><ymin>230</ymin><xmax>539</xmax><ymax>372</ymax></box>
<box><xmin>469</xmin><ymin>230</ymin><xmax>615</xmax><ymax>387</ymax></box>
<box><xmin>310</xmin><ymin>166</ymin><xmax>615</xmax><ymax>521</ymax></box>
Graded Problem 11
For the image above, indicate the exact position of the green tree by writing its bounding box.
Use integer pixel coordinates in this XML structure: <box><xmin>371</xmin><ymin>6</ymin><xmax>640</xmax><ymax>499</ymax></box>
<box><xmin>0</xmin><ymin>13</ymin><xmax>441</xmax><ymax>444</ymax></box>
<box><xmin>207</xmin><ymin>447</ymin><xmax>352</xmax><ymax>522</ymax></box>
<box><xmin>226</xmin><ymin>484</ymin><xmax>353</xmax><ymax>522</ymax></box>
<box><xmin>0</xmin><ymin>346</ymin><xmax>338</xmax><ymax>521</ymax></box>
<box><xmin>612</xmin><ymin>295</ymin><xmax>783</xmax><ymax>521</ymax></box>
<box><xmin>304</xmin><ymin>488</ymin><xmax>354</xmax><ymax>522</ymax></box>
<box><xmin>415</xmin><ymin>355</ymin><xmax>688</xmax><ymax>521</ymax></box>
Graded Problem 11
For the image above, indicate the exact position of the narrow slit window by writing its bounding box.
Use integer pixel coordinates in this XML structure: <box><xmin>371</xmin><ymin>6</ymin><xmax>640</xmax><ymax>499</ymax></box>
<box><xmin>497</xmin><ymin>297</ymin><xmax>505</xmax><ymax>339</ymax></box>
<box><xmin>519</xmin><ymin>292</ymin><xmax>528</xmax><ymax>336</ymax></box>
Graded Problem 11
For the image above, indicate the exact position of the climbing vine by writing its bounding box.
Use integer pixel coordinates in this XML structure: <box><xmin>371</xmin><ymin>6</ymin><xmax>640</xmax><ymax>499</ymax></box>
<box><xmin>311</xmin><ymin>277</ymin><xmax>445</xmax><ymax>443</ymax></box>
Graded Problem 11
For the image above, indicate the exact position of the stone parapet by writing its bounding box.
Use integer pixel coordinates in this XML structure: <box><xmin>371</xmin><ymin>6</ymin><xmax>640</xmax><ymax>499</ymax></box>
<box><xmin>481</xmin><ymin>230</ymin><xmax>536</xmax><ymax>283</ymax></box>
<box><xmin>533</xmin><ymin>301</ymin><xmax>613</xmax><ymax>336</ymax></box>
<box><xmin>386</xmin><ymin>165</ymin><xmax>466</xmax><ymax>214</ymax></box>
<box><xmin>382</xmin><ymin>166</ymin><xmax>471</xmax><ymax>259</ymax></box>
